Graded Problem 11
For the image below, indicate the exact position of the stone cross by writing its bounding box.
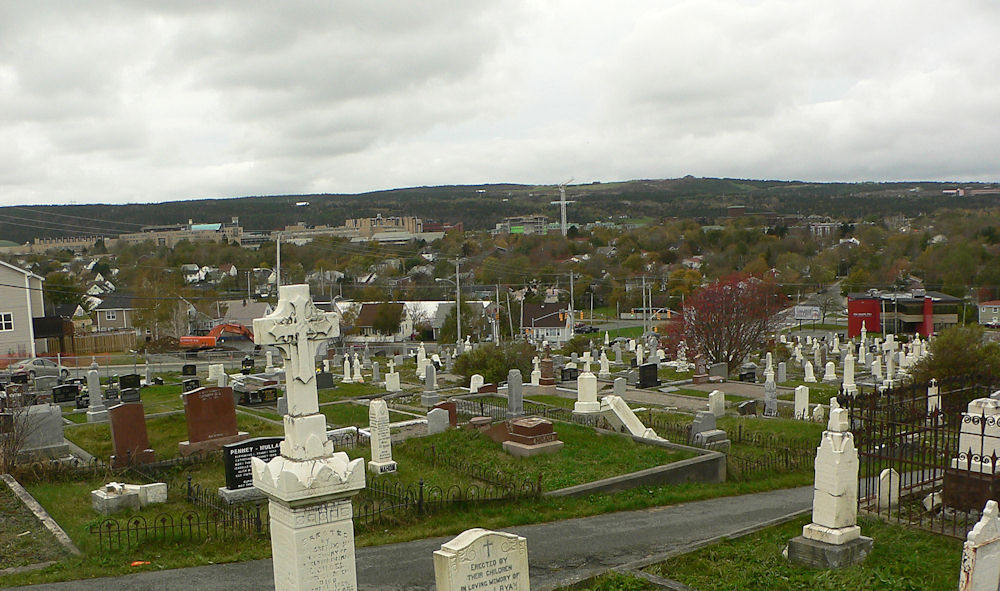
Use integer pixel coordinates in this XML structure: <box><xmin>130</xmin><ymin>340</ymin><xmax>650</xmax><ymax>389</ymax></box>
<box><xmin>250</xmin><ymin>284</ymin><xmax>365</xmax><ymax>591</ymax></box>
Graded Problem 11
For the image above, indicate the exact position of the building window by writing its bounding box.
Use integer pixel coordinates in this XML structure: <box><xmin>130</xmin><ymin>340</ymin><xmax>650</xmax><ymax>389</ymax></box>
<box><xmin>105</xmin><ymin>310</ymin><xmax>117</xmax><ymax>321</ymax></box>
<box><xmin>0</xmin><ymin>312</ymin><xmax>12</xmax><ymax>331</ymax></box>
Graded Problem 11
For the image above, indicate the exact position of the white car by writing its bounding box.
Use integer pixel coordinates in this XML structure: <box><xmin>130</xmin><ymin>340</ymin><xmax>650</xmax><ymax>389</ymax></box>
<box><xmin>9</xmin><ymin>358</ymin><xmax>69</xmax><ymax>380</ymax></box>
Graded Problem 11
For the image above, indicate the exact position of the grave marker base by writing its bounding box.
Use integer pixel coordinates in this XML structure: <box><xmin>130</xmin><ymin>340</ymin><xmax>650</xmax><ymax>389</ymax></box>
<box><xmin>178</xmin><ymin>432</ymin><xmax>250</xmax><ymax>457</ymax></box>
<box><xmin>217</xmin><ymin>486</ymin><xmax>267</xmax><ymax>504</ymax></box>
<box><xmin>368</xmin><ymin>460</ymin><xmax>397</xmax><ymax>474</ymax></box>
<box><xmin>786</xmin><ymin>534</ymin><xmax>872</xmax><ymax>569</ymax></box>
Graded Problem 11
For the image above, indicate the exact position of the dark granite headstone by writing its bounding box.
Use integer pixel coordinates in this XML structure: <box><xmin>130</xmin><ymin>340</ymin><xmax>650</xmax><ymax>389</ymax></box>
<box><xmin>74</xmin><ymin>392</ymin><xmax>90</xmax><ymax>409</ymax></box>
<box><xmin>182</xmin><ymin>378</ymin><xmax>201</xmax><ymax>392</ymax></box>
<box><xmin>10</xmin><ymin>373</ymin><xmax>28</xmax><ymax>385</ymax></box>
<box><xmin>560</xmin><ymin>367</ymin><xmax>579</xmax><ymax>382</ymax></box>
<box><xmin>120</xmin><ymin>388</ymin><xmax>141</xmax><ymax>403</ymax></box>
<box><xmin>153</xmin><ymin>377</ymin><xmax>164</xmax><ymax>385</ymax></box>
<box><xmin>52</xmin><ymin>384</ymin><xmax>80</xmax><ymax>404</ymax></box>
<box><xmin>315</xmin><ymin>372</ymin><xmax>334</xmax><ymax>390</ymax></box>
<box><xmin>737</xmin><ymin>400</ymin><xmax>757</xmax><ymax>416</ymax></box>
<box><xmin>108</xmin><ymin>402</ymin><xmax>155</xmax><ymax>468</ymax></box>
<box><xmin>241</xmin><ymin>357</ymin><xmax>254</xmax><ymax>373</ymax></box>
<box><xmin>179</xmin><ymin>386</ymin><xmax>247</xmax><ymax>456</ymax></box>
<box><xmin>223</xmin><ymin>436</ymin><xmax>283</xmax><ymax>490</ymax></box>
<box><xmin>120</xmin><ymin>373</ymin><xmax>141</xmax><ymax>389</ymax></box>
<box><xmin>181</xmin><ymin>364</ymin><xmax>197</xmax><ymax>376</ymax></box>
<box><xmin>638</xmin><ymin>363</ymin><xmax>660</xmax><ymax>389</ymax></box>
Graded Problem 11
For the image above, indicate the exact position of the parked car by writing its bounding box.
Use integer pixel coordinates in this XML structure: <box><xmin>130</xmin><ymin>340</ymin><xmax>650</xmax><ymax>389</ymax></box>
<box><xmin>9</xmin><ymin>358</ymin><xmax>69</xmax><ymax>380</ymax></box>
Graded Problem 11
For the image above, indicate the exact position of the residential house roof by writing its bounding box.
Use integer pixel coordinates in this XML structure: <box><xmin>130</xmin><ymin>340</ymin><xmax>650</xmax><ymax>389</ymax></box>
<box><xmin>355</xmin><ymin>302</ymin><xmax>405</xmax><ymax>328</ymax></box>
<box><xmin>220</xmin><ymin>299</ymin><xmax>273</xmax><ymax>326</ymax></box>
<box><xmin>522</xmin><ymin>302</ymin><xmax>569</xmax><ymax>328</ymax></box>
<box><xmin>94</xmin><ymin>293</ymin><xmax>135</xmax><ymax>311</ymax></box>
<box><xmin>0</xmin><ymin>259</ymin><xmax>44</xmax><ymax>281</ymax></box>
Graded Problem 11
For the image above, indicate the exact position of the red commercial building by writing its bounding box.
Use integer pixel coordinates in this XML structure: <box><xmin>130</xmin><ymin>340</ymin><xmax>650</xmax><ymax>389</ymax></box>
<box><xmin>847</xmin><ymin>290</ymin><xmax>960</xmax><ymax>338</ymax></box>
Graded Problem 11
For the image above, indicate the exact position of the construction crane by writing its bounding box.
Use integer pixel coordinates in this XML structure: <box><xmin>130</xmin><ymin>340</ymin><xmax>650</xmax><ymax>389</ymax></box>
<box><xmin>550</xmin><ymin>178</ymin><xmax>576</xmax><ymax>236</ymax></box>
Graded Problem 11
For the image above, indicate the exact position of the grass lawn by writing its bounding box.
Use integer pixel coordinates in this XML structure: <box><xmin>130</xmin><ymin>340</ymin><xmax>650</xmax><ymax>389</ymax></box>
<box><xmin>778</xmin><ymin>380</ymin><xmax>840</xmax><ymax>405</ymax></box>
<box><xmin>65</xmin><ymin>413</ymin><xmax>284</xmax><ymax>462</ymax></box>
<box><xmin>320</xmin><ymin>402</ymin><xmax>411</xmax><ymax>427</ymax></box>
<box><xmin>318</xmin><ymin>381</ymin><xmax>383</xmax><ymax>403</ymax></box>
<box><xmin>666</xmin><ymin>387</ymin><xmax>751</xmax><ymax>402</ymax></box>
<box><xmin>556</xmin><ymin>572</ymin><xmax>657</xmax><ymax>590</ymax></box>
<box><xmin>0</xmin><ymin>484</ymin><xmax>68</xmax><ymax>570</ymax></box>
<box><xmin>647</xmin><ymin>515</ymin><xmax>963</xmax><ymax>591</ymax></box>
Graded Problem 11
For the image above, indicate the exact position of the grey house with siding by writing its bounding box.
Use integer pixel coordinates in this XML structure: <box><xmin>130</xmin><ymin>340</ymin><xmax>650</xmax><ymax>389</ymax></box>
<box><xmin>0</xmin><ymin>261</ymin><xmax>47</xmax><ymax>358</ymax></box>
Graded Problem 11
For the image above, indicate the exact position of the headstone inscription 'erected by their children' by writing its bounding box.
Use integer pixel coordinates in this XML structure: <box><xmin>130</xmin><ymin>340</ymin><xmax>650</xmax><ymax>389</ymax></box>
<box><xmin>250</xmin><ymin>284</ymin><xmax>365</xmax><ymax>591</ymax></box>
<box><xmin>433</xmin><ymin>528</ymin><xmax>529</xmax><ymax>591</ymax></box>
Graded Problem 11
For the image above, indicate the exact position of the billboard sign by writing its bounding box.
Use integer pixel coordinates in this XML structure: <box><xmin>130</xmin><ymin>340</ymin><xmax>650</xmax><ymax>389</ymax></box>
<box><xmin>793</xmin><ymin>305</ymin><xmax>821</xmax><ymax>321</ymax></box>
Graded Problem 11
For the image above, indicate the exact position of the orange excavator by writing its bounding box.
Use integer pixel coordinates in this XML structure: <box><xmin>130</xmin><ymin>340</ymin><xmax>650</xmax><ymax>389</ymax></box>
<box><xmin>180</xmin><ymin>323</ymin><xmax>254</xmax><ymax>351</ymax></box>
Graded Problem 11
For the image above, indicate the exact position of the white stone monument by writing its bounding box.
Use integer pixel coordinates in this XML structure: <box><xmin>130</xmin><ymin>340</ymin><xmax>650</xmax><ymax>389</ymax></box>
<box><xmin>251</xmin><ymin>284</ymin><xmax>365</xmax><ymax>591</ymax></box>
<box><xmin>822</xmin><ymin>361</ymin><xmax>837</xmax><ymax>383</ymax></box>
<box><xmin>794</xmin><ymin>385</ymin><xmax>810</xmax><ymax>420</ymax></box>
<box><xmin>265</xmin><ymin>350</ymin><xmax>275</xmax><ymax>372</ymax></box>
<box><xmin>574</xmin><ymin>364</ymin><xmax>600</xmax><ymax>414</ymax></box>
<box><xmin>952</xmin><ymin>398</ymin><xmax>1000</xmax><ymax>473</ymax></box>
<box><xmin>786</xmin><ymin>407</ymin><xmax>872</xmax><ymax>568</ymax></box>
<box><xmin>367</xmin><ymin>399</ymin><xmax>397</xmax><ymax>475</ymax></box>
<box><xmin>803</xmin><ymin>361</ymin><xmax>817</xmax><ymax>383</ymax></box>
<box><xmin>433</xmin><ymin>528</ymin><xmax>529</xmax><ymax>591</ymax></box>
<box><xmin>86</xmin><ymin>363</ymin><xmax>107</xmax><ymax>422</ymax></box>
<box><xmin>352</xmin><ymin>353</ymin><xmax>364</xmax><ymax>383</ymax></box>
<box><xmin>877</xmin><ymin>468</ymin><xmax>899</xmax><ymax>512</ymax></box>
<box><xmin>598</xmin><ymin>349</ymin><xmax>611</xmax><ymax>379</ymax></box>
<box><xmin>959</xmin><ymin>500</ymin><xmax>1000</xmax><ymax>591</ymax></box>
<box><xmin>708</xmin><ymin>390</ymin><xmax>725</xmax><ymax>417</ymax></box>
<box><xmin>469</xmin><ymin>374</ymin><xmax>484</xmax><ymax>393</ymax></box>
<box><xmin>842</xmin><ymin>351</ymin><xmax>856</xmax><ymax>395</ymax></box>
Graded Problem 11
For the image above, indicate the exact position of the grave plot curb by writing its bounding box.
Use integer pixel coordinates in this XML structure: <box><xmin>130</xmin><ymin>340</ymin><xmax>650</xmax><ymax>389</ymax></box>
<box><xmin>536</xmin><ymin>508</ymin><xmax>812</xmax><ymax>591</ymax></box>
<box><xmin>1</xmin><ymin>473</ymin><xmax>81</xmax><ymax>558</ymax></box>
<box><xmin>544</xmin><ymin>434</ymin><xmax>726</xmax><ymax>497</ymax></box>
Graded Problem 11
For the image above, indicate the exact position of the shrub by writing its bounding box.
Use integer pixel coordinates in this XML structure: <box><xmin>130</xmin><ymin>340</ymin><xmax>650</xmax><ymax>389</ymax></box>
<box><xmin>453</xmin><ymin>342</ymin><xmax>536</xmax><ymax>386</ymax></box>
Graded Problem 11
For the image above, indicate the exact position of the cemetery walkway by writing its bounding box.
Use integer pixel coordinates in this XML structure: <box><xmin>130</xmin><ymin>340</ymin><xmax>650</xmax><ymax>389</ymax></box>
<box><xmin>12</xmin><ymin>485</ymin><xmax>813</xmax><ymax>591</ymax></box>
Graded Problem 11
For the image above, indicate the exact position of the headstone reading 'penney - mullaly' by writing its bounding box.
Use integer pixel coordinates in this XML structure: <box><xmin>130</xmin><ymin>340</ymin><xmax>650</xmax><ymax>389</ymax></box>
<box><xmin>367</xmin><ymin>399</ymin><xmax>396</xmax><ymax>474</ymax></box>
<box><xmin>786</xmin><ymin>408</ymin><xmax>872</xmax><ymax>569</ymax></box>
<box><xmin>250</xmin><ymin>284</ymin><xmax>365</xmax><ymax>591</ymax></box>
<box><xmin>434</xmin><ymin>528</ymin><xmax>529</xmax><ymax>591</ymax></box>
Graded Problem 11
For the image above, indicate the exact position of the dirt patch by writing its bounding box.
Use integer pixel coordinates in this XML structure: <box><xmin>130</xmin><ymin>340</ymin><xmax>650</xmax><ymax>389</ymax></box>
<box><xmin>0</xmin><ymin>484</ymin><xmax>67</xmax><ymax>570</ymax></box>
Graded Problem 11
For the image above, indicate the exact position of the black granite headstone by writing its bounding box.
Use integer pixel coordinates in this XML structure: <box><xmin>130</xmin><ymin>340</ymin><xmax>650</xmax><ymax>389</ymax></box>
<box><xmin>120</xmin><ymin>373</ymin><xmax>141</xmax><ymax>389</ymax></box>
<box><xmin>737</xmin><ymin>400</ymin><xmax>757</xmax><ymax>416</ymax></box>
<box><xmin>241</xmin><ymin>357</ymin><xmax>254</xmax><ymax>372</ymax></box>
<box><xmin>223</xmin><ymin>436</ymin><xmax>283</xmax><ymax>490</ymax></box>
<box><xmin>638</xmin><ymin>363</ymin><xmax>660</xmax><ymax>389</ymax></box>
<box><xmin>315</xmin><ymin>372</ymin><xmax>334</xmax><ymax>390</ymax></box>
<box><xmin>120</xmin><ymin>388</ymin><xmax>141</xmax><ymax>403</ymax></box>
<box><xmin>10</xmin><ymin>373</ymin><xmax>28</xmax><ymax>385</ymax></box>
<box><xmin>561</xmin><ymin>367</ymin><xmax>579</xmax><ymax>382</ymax></box>
<box><xmin>181</xmin><ymin>364</ymin><xmax>197</xmax><ymax>376</ymax></box>
<box><xmin>182</xmin><ymin>378</ymin><xmax>201</xmax><ymax>392</ymax></box>
<box><xmin>75</xmin><ymin>393</ymin><xmax>90</xmax><ymax>409</ymax></box>
<box><xmin>52</xmin><ymin>384</ymin><xmax>80</xmax><ymax>404</ymax></box>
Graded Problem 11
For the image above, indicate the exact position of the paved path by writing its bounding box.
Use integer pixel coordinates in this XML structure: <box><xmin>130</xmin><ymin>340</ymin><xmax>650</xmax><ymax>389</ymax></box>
<box><xmin>12</xmin><ymin>486</ymin><xmax>813</xmax><ymax>591</ymax></box>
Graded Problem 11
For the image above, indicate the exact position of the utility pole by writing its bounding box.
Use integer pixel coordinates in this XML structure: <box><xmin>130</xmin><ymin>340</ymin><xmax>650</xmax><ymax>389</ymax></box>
<box><xmin>641</xmin><ymin>275</ymin><xmax>647</xmax><ymax>334</ymax></box>
<box><xmin>276</xmin><ymin>234</ymin><xmax>282</xmax><ymax>288</ymax></box>
<box><xmin>569</xmin><ymin>272</ymin><xmax>575</xmax><ymax>316</ymax></box>
<box><xmin>455</xmin><ymin>259</ymin><xmax>461</xmax><ymax>346</ymax></box>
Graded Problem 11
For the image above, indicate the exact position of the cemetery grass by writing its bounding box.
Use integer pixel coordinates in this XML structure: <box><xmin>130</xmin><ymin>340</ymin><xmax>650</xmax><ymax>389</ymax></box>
<box><xmin>64</xmin><ymin>413</ymin><xmax>283</xmax><ymax>461</ymax></box>
<box><xmin>0</xmin><ymin>484</ymin><xmax>67</xmax><ymax>570</ymax></box>
<box><xmin>646</xmin><ymin>514</ymin><xmax>962</xmax><ymax>591</ymax></box>
<box><xmin>666</xmin><ymin>387</ymin><xmax>751</xmax><ymax>402</ymax></box>
<box><xmin>556</xmin><ymin>571</ymin><xmax>657</xmax><ymax>590</ymax></box>
<box><xmin>13</xmin><ymin>467</ymin><xmax>273</xmax><ymax>588</ymax></box>
<box><xmin>318</xmin><ymin>381</ymin><xmax>383</xmax><ymax>403</ymax></box>
<box><xmin>778</xmin><ymin>380</ymin><xmax>840</xmax><ymax>404</ymax></box>
<box><xmin>319</xmin><ymin>401</ymin><xmax>411</xmax><ymax>427</ymax></box>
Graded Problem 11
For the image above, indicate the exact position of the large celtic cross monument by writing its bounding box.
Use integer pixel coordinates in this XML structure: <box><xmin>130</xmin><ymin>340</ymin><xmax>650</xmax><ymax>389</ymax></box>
<box><xmin>251</xmin><ymin>284</ymin><xmax>365</xmax><ymax>591</ymax></box>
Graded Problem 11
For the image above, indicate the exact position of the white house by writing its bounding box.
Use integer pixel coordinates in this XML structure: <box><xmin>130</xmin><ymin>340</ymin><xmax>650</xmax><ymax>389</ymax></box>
<box><xmin>0</xmin><ymin>261</ymin><xmax>47</xmax><ymax>358</ymax></box>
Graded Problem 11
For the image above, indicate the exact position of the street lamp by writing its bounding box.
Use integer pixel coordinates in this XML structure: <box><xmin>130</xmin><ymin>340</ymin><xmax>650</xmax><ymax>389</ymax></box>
<box><xmin>436</xmin><ymin>275</ymin><xmax>461</xmax><ymax>345</ymax></box>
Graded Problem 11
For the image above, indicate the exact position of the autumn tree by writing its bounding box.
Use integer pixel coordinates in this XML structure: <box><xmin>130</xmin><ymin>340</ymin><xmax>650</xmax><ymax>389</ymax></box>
<box><xmin>680</xmin><ymin>274</ymin><xmax>785</xmax><ymax>373</ymax></box>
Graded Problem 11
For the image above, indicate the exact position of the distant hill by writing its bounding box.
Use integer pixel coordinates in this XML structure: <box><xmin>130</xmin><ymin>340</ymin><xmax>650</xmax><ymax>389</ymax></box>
<box><xmin>2</xmin><ymin>177</ymin><xmax>997</xmax><ymax>244</ymax></box>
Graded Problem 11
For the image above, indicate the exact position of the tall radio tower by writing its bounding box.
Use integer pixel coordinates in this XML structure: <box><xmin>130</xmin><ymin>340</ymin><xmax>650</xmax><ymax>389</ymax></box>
<box><xmin>550</xmin><ymin>178</ymin><xmax>575</xmax><ymax>236</ymax></box>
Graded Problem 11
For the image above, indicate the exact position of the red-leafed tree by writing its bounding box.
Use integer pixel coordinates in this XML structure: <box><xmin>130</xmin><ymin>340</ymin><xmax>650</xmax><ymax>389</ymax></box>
<box><xmin>681</xmin><ymin>274</ymin><xmax>786</xmax><ymax>373</ymax></box>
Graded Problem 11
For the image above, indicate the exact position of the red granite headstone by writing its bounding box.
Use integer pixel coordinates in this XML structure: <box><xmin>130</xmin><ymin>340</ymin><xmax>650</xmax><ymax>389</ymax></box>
<box><xmin>108</xmin><ymin>402</ymin><xmax>155</xmax><ymax>468</ymax></box>
<box><xmin>178</xmin><ymin>386</ymin><xmax>249</xmax><ymax>456</ymax></box>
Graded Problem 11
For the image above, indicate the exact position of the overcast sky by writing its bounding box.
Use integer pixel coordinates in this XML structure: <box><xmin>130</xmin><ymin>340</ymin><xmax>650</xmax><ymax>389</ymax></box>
<box><xmin>2</xmin><ymin>1</ymin><xmax>999</xmax><ymax>206</ymax></box>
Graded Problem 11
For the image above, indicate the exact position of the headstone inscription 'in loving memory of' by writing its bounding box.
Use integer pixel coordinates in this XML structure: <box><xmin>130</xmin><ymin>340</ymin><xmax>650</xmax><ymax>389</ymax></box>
<box><xmin>433</xmin><ymin>528</ymin><xmax>529</xmax><ymax>591</ymax></box>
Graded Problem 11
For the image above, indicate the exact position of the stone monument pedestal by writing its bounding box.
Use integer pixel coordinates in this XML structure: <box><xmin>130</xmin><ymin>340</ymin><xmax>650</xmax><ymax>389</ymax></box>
<box><xmin>786</xmin><ymin>534</ymin><xmax>873</xmax><ymax>569</ymax></box>
<box><xmin>420</xmin><ymin>393</ymin><xmax>440</xmax><ymax>406</ymax></box>
<box><xmin>178</xmin><ymin>432</ymin><xmax>250</xmax><ymax>457</ymax></box>
<box><xmin>367</xmin><ymin>459</ymin><xmax>397</xmax><ymax>474</ymax></box>
<box><xmin>86</xmin><ymin>406</ymin><xmax>108</xmax><ymax>422</ymax></box>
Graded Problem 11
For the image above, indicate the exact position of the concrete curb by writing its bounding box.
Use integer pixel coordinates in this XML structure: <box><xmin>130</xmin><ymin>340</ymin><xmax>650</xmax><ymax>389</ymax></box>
<box><xmin>1</xmin><ymin>473</ymin><xmax>81</xmax><ymax>556</ymax></box>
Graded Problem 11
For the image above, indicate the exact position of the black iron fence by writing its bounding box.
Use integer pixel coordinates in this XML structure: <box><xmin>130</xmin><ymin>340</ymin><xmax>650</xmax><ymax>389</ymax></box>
<box><xmin>847</xmin><ymin>375</ymin><xmax>1000</xmax><ymax>538</ymax></box>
